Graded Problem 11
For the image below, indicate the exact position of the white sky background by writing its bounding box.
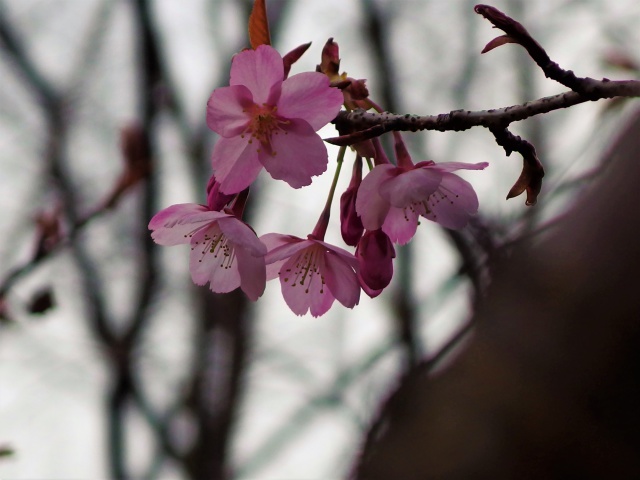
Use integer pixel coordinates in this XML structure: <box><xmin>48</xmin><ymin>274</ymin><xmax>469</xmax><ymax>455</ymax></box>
<box><xmin>1</xmin><ymin>0</ymin><xmax>640</xmax><ymax>478</ymax></box>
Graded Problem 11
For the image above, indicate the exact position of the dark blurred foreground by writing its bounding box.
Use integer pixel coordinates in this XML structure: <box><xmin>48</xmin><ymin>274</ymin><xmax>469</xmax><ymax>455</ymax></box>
<box><xmin>354</xmin><ymin>111</ymin><xmax>640</xmax><ymax>478</ymax></box>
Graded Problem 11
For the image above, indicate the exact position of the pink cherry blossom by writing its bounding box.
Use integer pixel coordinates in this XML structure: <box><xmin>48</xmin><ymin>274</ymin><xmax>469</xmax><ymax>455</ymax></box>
<box><xmin>356</xmin><ymin>161</ymin><xmax>488</xmax><ymax>245</ymax></box>
<box><xmin>149</xmin><ymin>203</ymin><xmax>267</xmax><ymax>301</ymax></box>
<box><xmin>356</xmin><ymin>229</ymin><xmax>395</xmax><ymax>298</ymax></box>
<box><xmin>207</xmin><ymin>44</ymin><xmax>344</xmax><ymax>194</ymax></box>
<box><xmin>260</xmin><ymin>233</ymin><xmax>360</xmax><ymax>317</ymax></box>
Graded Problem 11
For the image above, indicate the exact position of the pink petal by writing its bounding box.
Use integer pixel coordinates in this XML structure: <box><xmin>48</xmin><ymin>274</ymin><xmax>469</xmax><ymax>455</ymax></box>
<box><xmin>149</xmin><ymin>204</ymin><xmax>228</xmax><ymax>246</ymax></box>
<box><xmin>211</xmin><ymin>136</ymin><xmax>263</xmax><ymax>194</ymax></box>
<box><xmin>260</xmin><ymin>233</ymin><xmax>300</xmax><ymax>280</ymax></box>
<box><xmin>264</xmin><ymin>236</ymin><xmax>309</xmax><ymax>264</ymax></box>
<box><xmin>206</xmin><ymin>85</ymin><xmax>252</xmax><ymax>137</ymax></box>
<box><xmin>360</xmin><ymin>279</ymin><xmax>383</xmax><ymax>299</ymax></box>
<box><xmin>217</xmin><ymin>217</ymin><xmax>267</xmax><ymax>257</ymax></box>
<box><xmin>236</xmin><ymin>245</ymin><xmax>266</xmax><ymax>301</ymax></box>
<box><xmin>340</xmin><ymin>185</ymin><xmax>364</xmax><ymax>247</ymax></box>
<box><xmin>260</xmin><ymin>119</ymin><xmax>328</xmax><ymax>188</ymax></box>
<box><xmin>309</xmin><ymin>289</ymin><xmax>336</xmax><ymax>317</ymax></box>
<box><xmin>313</xmin><ymin>239</ymin><xmax>359</xmax><ymax>270</ymax></box>
<box><xmin>423</xmin><ymin>173</ymin><xmax>480</xmax><ymax>229</ymax></box>
<box><xmin>189</xmin><ymin>225</ymin><xmax>241</xmax><ymax>292</ymax></box>
<box><xmin>378</xmin><ymin>167</ymin><xmax>442</xmax><ymax>207</ymax></box>
<box><xmin>382</xmin><ymin>206</ymin><xmax>420</xmax><ymax>245</ymax></box>
<box><xmin>422</xmin><ymin>161</ymin><xmax>489</xmax><ymax>173</ymax></box>
<box><xmin>229</xmin><ymin>45</ymin><xmax>284</xmax><ymax>105</ymax></box>
<box><xmin>277</xmin><ymin>72</ymin><xmax>343</xmax><ymax>130</ymax></box>
<box><xmin>355</xmin><ymin>164</ymin><xmax>395</xmax><ymax>230</ymax></box>
<box><xmin>323</xmin><ymin>250</ymin><xmax>360</xmax><ymax>309</ymax></box>
<box><xmin>356</xmin><ymin>230</ymin><xmax>395</xmax><ymax>291</ymax></box>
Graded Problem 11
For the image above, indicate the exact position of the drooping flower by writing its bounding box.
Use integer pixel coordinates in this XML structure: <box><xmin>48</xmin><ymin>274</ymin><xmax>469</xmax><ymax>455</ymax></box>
<box><xmin>356</xmin><ymin>161</ymin><xmax>488</xmax><ymax>244</ymax></box>
<box><xmin>356</xmin><ymin>229</ymin><xmax>395</xmax><ymax>298</ymax></box>
<box><xmin>207</xmin><ymin>45</ymin><xmax>344</xmax><ymax>194</ymax></box>
<box><xmin>354</xmin><ymin>132</ymin><xmax>487</xmax><ymax>244</ymax></box>
<box><xmin>149</xmin><ymin>203</ymin><xmax>267</xmax><ymax>301</ymax></box>
<box><xmin>260</xmin><ymin>233</ymin><xmax>360</xmax><ymax>317</ymax></box>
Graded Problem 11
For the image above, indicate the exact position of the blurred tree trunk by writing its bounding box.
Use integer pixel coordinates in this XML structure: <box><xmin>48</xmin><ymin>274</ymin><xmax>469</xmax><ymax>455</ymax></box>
<box><xmin>353</xmin><ymin>110</ymin><xmax>640</xmax><ymax>479</ymax></box>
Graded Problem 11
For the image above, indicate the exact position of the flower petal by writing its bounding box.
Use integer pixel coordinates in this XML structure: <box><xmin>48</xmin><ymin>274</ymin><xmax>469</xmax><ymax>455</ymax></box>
<box><xmin>260</xmin><ymin>119</ymin><xmax>328</xmax><ymax>188</ymax></box>
<box><xmin>264</xmin><ymin>235</ymin><xmax>309</xmax><ymax>264</ymax></box>
<box><xmin>260</xmin><ymin>233</ymin><xmax>300</xmax><ymax>280</ymax></box>
<box><xmin>206</xmin><ymin>85</ymin><xmax>252</xmax><ymax>137</ymax></box>
<box><xmin>340</xmin><ymin>184</ymin><xmax>363</xmax><ymax>246</ymax></box>
<box><xmin>217</xmin><ymin>217</ymin><xmax>267</xmax><ymax>257</ymax></box>
<box><xmin>378</xmin><ymin>167</ymin><xmax>442</xmax><ymax>207</ymax></box>
<box><xmin>277</xmin><ymin>72</ymin><xmax>343</xmax><ymax>130</ymax></box>
<box><xmin>355</xmin><ymin>164</ymin><xmax>395</xmax><ymax>230</ymax></box>
<box><xmin>230</xmin><ymin>45</ymin><xmax>284</xmax><ymax>105</ymax></box>
<box><xmin>421</xmin><ymin>161</ymin><xmax>489</xmax><ymax>173</ymax></box>
<box><xmin>356</xmin><ymin>230</ymin><xmax>395</xmax><ymax>291</ymax></box>
<box><xmin>313</xmin><ymin>239</ymin><xmax>359</xmax><ymax>270</ymax></box>
<box><xmin>382</xmin><ymin>205</ymin><xmax>420</xmax><ymax>245</ymax></box>
<box><xmin>423</xmin><ymin>173</ymin><xmax>480</xmax><ymax>229</ymax></box>
<box><xmin>323</xmin><ymin>250</ymin><xmax>360</xmax><ymax>309</ymax></box>
<box><xmin>211</xmin><ymin>136</ymin><xmax>263</xmax><ymax>194</ymax></box>
<box><xmin>236</xmin><ymin>245</ymin><xmax>266</xmax><ymax>301</ymax></box>
<box><xmin>149</xmin><ymin>204</ymin><xmax>228</xmax><ymax>246</ymax></box>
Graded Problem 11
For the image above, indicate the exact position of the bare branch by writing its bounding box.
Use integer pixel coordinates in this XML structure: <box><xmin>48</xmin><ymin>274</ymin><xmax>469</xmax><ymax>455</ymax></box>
<box><xmin>328</xmin><ymin>82</ymin><xmax>640</xmax><ymax>146</ymax></box>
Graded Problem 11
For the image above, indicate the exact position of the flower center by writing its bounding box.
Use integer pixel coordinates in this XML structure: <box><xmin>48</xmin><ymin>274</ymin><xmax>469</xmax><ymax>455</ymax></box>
<box><xmin>191</xmin><ymin>229</ymin><xmax>236</xmax><ymax>269</ymax></box>
<box><xmin>282</xmin><ymin>245</ymin><xmax>326</xmax><ymax>294</ymax></box>
<box><xmin>241</xmin><ymin>103</ymin><xmax>289</xmax><ymax>155</ymax></box>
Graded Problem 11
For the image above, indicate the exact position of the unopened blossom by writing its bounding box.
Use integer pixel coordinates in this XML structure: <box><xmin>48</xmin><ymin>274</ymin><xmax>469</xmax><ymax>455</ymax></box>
<box><xmin>206</xmin><ymin>175</ymin><xmax>235</xmax><ymax>212</ymax></box>
<box><xmin>261</xmin><ymin>233</ymin><xmax>360</xmax><ymax>317</ymax></box>
<box><xmin>149</xmin><ymin>203</ymin><xmax>267</xmax><ymax>301</ymax></box>
<box><xmin>356</xmin><ymin>229</ymin><xmax>395</xmax><ymax>298</ymax></box>
<box><xmin>207</xmin><ymin>44</ymin><xmax>344</xmax><ymax>194</ymax></box>
<box><xmin>356</xmin><ymin>161</ymin><xmax>488</xmax><ymax>245</ymax></box>
<box><xmin>340</xmin><ymin>156</ymin><xmax>364</xmax><ymax>246</ymax></box>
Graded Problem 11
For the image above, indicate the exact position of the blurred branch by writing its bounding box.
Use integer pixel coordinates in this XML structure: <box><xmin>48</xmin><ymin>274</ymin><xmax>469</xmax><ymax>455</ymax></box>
<box><xmin>238</xmin><ymin>339</ymin><xmax>397</xmax><ymax>479</ymax></box>
<box><xmin>350</xmin><ymin>317</ymin><xmax>476</xmax><ymax>477</ymax></box>
<box><xmin>0</xmin><ymin>5</ymin><xmax>57</xmax><ymax>107</ymax></box>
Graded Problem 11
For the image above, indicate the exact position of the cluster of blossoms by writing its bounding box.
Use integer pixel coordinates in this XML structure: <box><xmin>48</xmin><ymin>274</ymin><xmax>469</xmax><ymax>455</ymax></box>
<box><xmin>149</xmin><ymin>37</ymin><xmax>487</xmax><ymax>317</ymax></box>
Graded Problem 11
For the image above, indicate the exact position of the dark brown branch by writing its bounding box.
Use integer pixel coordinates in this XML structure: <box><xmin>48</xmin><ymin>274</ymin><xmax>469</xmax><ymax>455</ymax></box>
<box><xmin>489</xmin><ymin>126</ymin><xmax>544</xmax><ymax>206</ymax></box>
<box><xmin>474</xmin><ymin>4</ymin><xmax>600</xmax><ymax>96</ymax></box>
<box><xmin>329</xmin><ymin>82</ymin><xmax>640</xmax><ymax>146</ymax></box>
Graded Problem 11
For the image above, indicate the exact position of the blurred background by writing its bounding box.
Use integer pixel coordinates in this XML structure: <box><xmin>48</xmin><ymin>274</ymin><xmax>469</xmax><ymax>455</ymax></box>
<box><xmin>1</xmin><ymin>0</ymin><xmax>639</xmax><ymax>478</ymax></box>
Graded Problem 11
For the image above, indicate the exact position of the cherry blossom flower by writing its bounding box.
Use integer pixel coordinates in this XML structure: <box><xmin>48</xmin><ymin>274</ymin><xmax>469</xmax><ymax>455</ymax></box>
<box><xmin>149</xmin><ymin>204</ymin><xmax>267</xmax><ymax>301</ymax></box>
<box><xmin>356</xmin><ymin>161</ymin><xmax>488</xmax><ymax>244</ymax></box>
<box><xmin>260</xmin><ymin>233</ymin><xmax>360</xmax><ymax>317</ymax></box>
<box><xmin>356</xmin><ymin>229</ymin><xmax>395</xmax><ymax>298</ymax></box>
<box><xmin>207</xmin><ymin>44</ymin><xmax>344</xmax><ymax>194</ymax></box>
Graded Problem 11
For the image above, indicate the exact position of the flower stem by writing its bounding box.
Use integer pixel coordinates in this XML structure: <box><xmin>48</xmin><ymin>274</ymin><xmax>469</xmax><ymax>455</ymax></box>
<box><xmin>310</xmin><ymin>145</ymin><xmax>347</xmax><ymax>240</ymax></box>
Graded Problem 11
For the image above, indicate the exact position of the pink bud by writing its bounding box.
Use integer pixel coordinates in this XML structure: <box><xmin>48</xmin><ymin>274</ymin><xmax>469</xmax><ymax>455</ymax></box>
<box><xmin>356</xmin><ymin>229</ymin><xmax>395</xmax><ymax>297</ymax></box>
<box><xmin>340</xmin><ymin>158</ymin><xmax>365</xmax><ymax>246</ymax></box>
<box><xmin>317</xmin><ymin>38</ymin><xmax>341</xmax><ymax>77</ymax></box>
<box><xmin>206</xmin><ymin>175</ymin><xmax>235</xmax><ymax>211</ymax></box>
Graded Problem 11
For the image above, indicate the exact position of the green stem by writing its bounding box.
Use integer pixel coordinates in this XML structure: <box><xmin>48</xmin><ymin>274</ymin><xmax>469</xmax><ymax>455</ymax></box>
<box><xmin>310</xmin><ymin>146</ymin><xmax>347</xmax><ymax>240</ymax></box>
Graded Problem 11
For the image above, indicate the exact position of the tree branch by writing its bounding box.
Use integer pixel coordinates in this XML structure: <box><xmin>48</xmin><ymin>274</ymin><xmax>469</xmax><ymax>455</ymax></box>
<box><xmin>328</xmin><ymin>3</ymin><xmax>640</xmax><ymax>205</ymax></box>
